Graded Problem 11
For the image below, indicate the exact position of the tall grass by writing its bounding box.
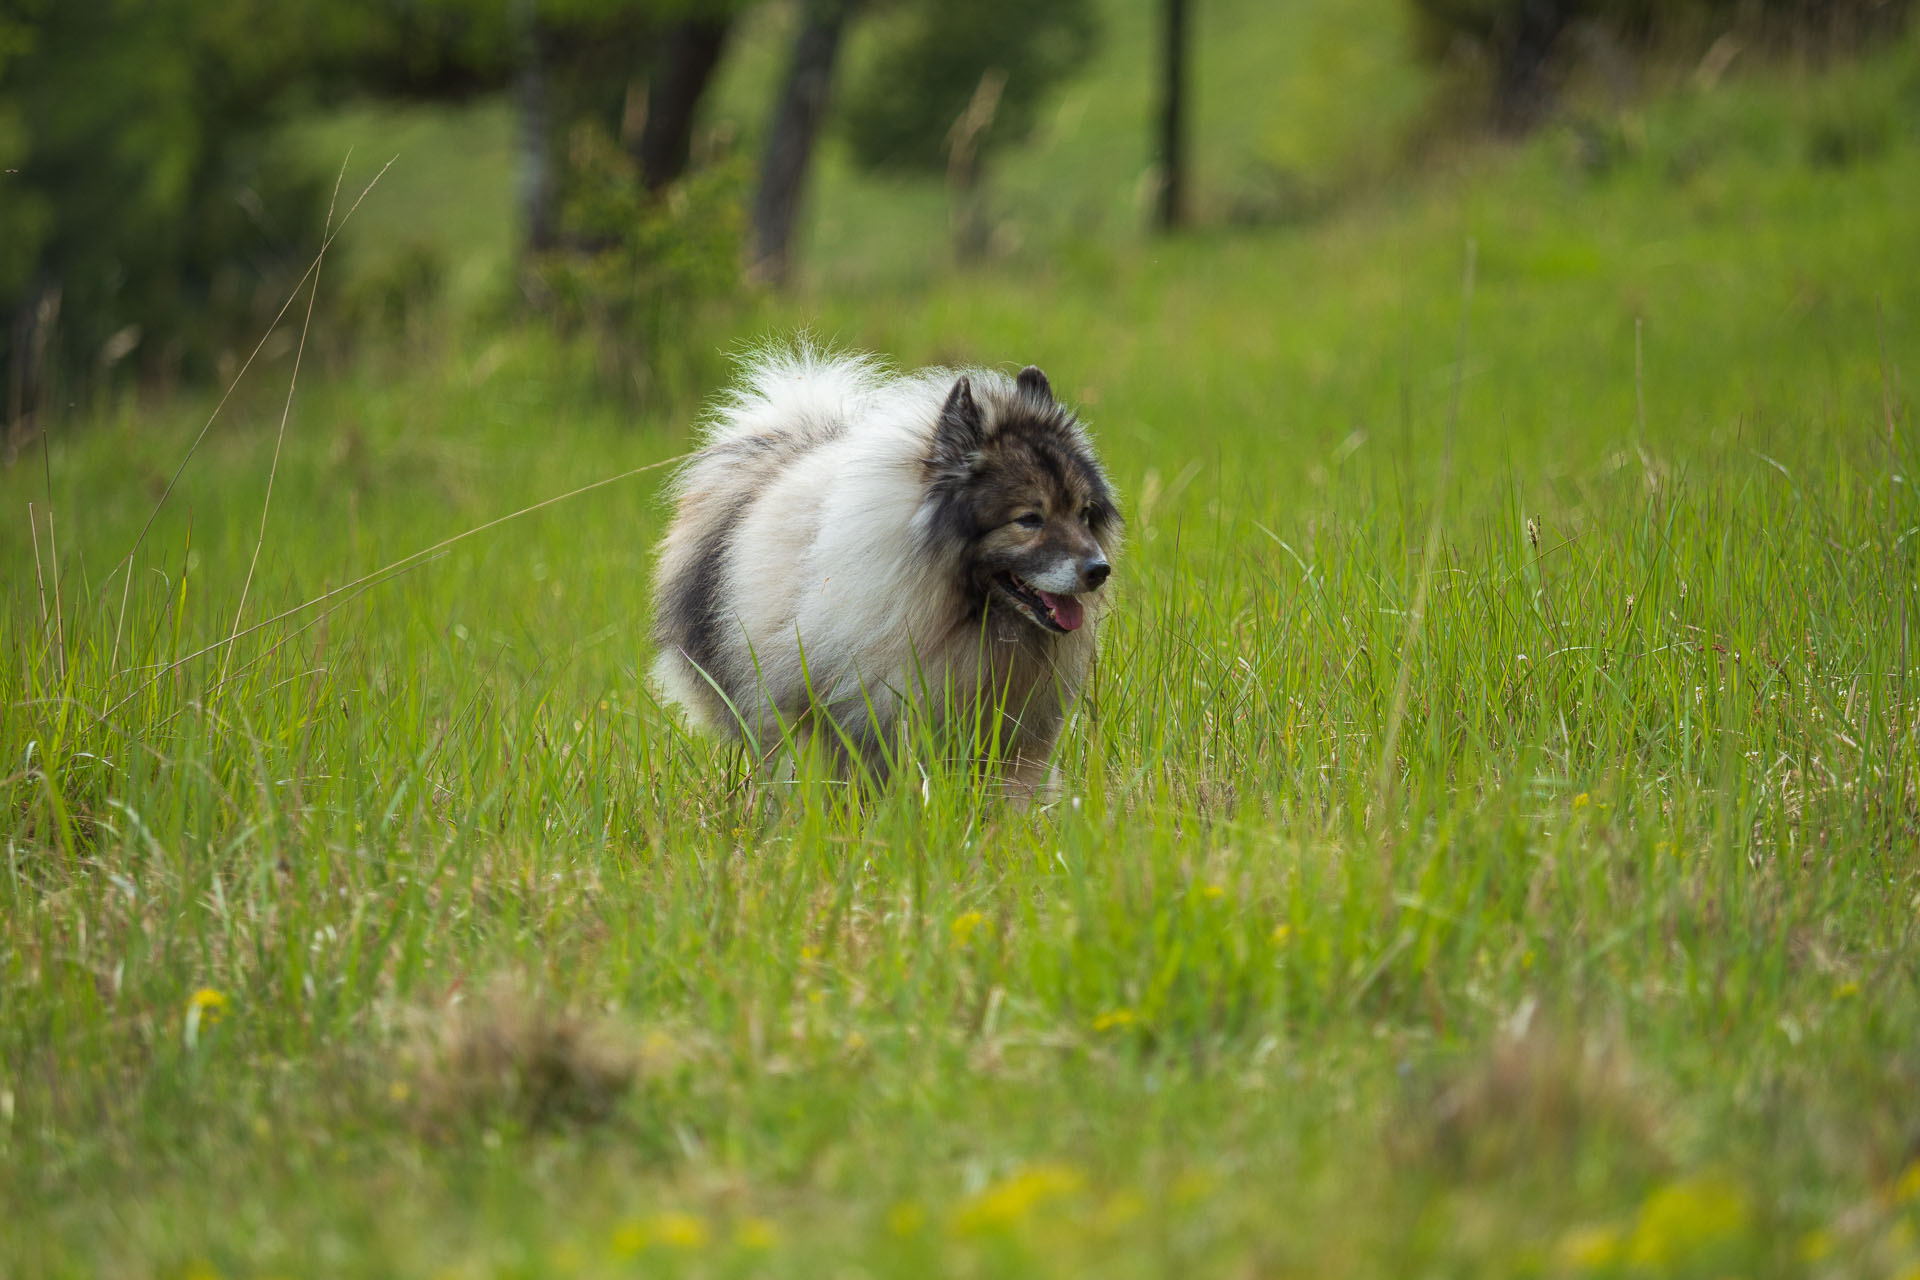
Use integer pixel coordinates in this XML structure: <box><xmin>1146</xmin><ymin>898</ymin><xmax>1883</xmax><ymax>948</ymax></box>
<box><xmin>5</xmin><ymin>12</ymin><xmax>1920</xmax><ymax>1280</ymax></box>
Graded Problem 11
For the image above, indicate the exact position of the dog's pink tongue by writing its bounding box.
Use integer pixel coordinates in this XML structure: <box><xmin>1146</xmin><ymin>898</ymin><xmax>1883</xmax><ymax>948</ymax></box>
<box><xmin>1040</xmin><ymin>591</ymin><xmax>1085</xmax><ymax>631</ymax></box>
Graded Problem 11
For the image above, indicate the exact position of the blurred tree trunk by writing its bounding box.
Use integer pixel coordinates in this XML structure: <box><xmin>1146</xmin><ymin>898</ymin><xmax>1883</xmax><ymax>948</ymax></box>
<box><xmin>1154</xmin><ymin>0</ymin><xmax>1190</xmax><ymax>231</ymax></box>
<box><xmin>516</xmin><ymin>11</ymin><xmax>558</xmax><ymax>254</ymax></box>
<box><xmin>947</xmin><ymin>68</ymin><xmax>1006</xmax><ymax>263</ymax></box>
<box><xmin>636</xmin><ymin>15</ymin><xmax>734</xmax><ymax>192</ymax></box>
<box><xmin>750</xmin><ymin>0</ymin><xmax>852</xmax><ymax>285</ymax></box>
<box><xmin>1492</xmin><ymin>0</ymin><xmax>1576</xmax><ymax>134</ymax></box>
<box><xmin>6</xmin><ymin>281</ymin><xmax>56</xmax><ymax>460</ymax></box>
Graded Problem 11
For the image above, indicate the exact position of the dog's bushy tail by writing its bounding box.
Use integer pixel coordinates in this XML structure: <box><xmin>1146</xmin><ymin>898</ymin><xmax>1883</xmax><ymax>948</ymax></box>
<box><xmin>702</xmin><ymin>339</ymin><xmax>887</xmax><ymax>452</ymax></box>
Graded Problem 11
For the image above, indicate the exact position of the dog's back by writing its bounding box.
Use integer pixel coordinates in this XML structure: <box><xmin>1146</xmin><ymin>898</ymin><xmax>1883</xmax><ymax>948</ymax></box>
<box><xmin>653</xmin><ymin>348</ymin><xmax>941</xmax><ymax>742</ymax></box>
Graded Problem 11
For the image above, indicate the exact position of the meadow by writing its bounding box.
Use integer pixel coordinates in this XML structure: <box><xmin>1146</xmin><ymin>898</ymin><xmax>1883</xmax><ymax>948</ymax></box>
<box><xmin>5</xmin><ymin>1</ymin><xmax>1920</xmax><ymax>1275</ymax></box>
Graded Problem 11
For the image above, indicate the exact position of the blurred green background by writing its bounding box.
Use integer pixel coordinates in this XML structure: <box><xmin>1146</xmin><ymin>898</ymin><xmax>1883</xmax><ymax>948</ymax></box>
<box><xmin>8</xmin><ymin>0</ymin><xmax>1910</xmax><ymax>414</ymax></box>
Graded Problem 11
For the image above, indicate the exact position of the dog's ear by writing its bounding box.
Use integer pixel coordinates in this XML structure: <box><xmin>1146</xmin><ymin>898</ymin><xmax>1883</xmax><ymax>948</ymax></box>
<box><xmin>931</xmin><ymin>375</ymin><xmax>985</xmax><ymax>470</ymax></box>
<box><xmin>1016</xmin><ymin>365</ymin><xmax>1054</xmax><ymax>405</ymax></box>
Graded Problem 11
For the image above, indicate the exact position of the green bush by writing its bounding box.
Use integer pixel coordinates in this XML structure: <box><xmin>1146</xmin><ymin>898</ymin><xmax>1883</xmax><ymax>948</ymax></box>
<box><xmin>528</xmin><ymin>123</ymin><xmax>747</xmax><ymax>399</ymax></box>
<box><xmin>341</xmin><ymin>242</ymin><xmax>450</xmax><ymax>341</ymax></box>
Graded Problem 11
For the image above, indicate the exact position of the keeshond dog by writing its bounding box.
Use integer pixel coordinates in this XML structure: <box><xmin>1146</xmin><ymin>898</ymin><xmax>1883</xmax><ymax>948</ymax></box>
<box><xmin>650</xmin><ymin>346</ymin><xmax>1120</xmax><ymax>795</ymax></box>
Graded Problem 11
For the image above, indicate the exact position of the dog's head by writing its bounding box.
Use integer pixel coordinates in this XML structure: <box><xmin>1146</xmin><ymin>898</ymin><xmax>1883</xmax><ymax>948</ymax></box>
<box><xmin>922</xmin><ymin>365</ymin><xmax>1121</xmax><ymax>635</ymax></box>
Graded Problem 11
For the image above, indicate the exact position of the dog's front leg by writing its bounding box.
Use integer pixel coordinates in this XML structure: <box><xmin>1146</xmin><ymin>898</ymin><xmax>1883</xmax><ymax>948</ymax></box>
<box><xmin>1000</xmin><ymin>741</ymin><xmax>1063</xmax><ymax>809</ymax></box>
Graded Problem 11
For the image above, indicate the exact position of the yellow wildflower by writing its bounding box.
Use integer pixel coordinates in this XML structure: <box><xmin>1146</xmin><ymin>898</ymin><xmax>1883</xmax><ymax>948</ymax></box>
<box><xmin>611</xmin><ymin>1212</ymin><xmax>709</xmax><ymax>1254</ymax></box>
<box><xmin>183</xmin><ymin>987</ymin><xmax>230</xmax><ymax>1048</ymax></box>
<box><xmin>1171</xmin><ymin>1167</ymin><xmax>1215</xmax><ymax>1203</ymax></box>
<box><xmin>950</xmin><ymin>1164</ymin><xmax>1086</xmax><ymax>1235</ymax></box>
<box><xmin>1555</xmin><ymin>1224</ymin><xmax>1623</xmax><ymax>1270</ymax></box>
<box><xmin>1572</xmin><ymin>792</ymin><xmax>1591</xmax><ymax>810</ymax></box>
<box><xmin>950</xmin><ymin>911</ymin><xmax>989</xmax><ymax>947</ymax></box>
<box><xmin>188</xmin><ymin>987</ymin><xmax>230</xmax><ymax>1022</ymax></box>
<box><xmin>735</xmin><ymin>1217</ymin><xmax>779</xmax><ymax>1250</ymax></box>
<box><xmin>886</xmin><ymin>1201</ymin><xmax>927</xmax><ymax>1237</ymax></box>
<box><xmin>610</xmin><ymin>1222</ymin><xmax>647</xmax><ymax>1257</ymax></box>
<box><xmin>1096</xmin><ymin>1189</ymin><xmax>1146</xmax><ymax>1230</ymax></box>
<box><xmin>651</xmin><ymin>1212</ymin><xmax>708</xmax><ymax>1249</ymax></box>
<box><xmin>1836</xmin><ymin>980</ymin><xmax>1862</xmax><ymax>1000</ymax></box>
<box><xmin>1199</xmin><ymin>883</ymin><xmax>1226</xmax><ymax>901</ymax></box>
<box><xmin>1270</xmin><ymin>923</ymin><xmax>1292</xmax><ymax>944</ymax></box>
<box><xmin>1091</xmin><ymin>1008</ymin><xmax>1138</xmax><ymax>1032</ymax></box>
<box><xmin>1895</xmin><ymin>1159</ymin><xmax>1920</xmax><ymax>1203</ymax></box>
<box><xmin>1625</xmin><ymin>1175</ymin><xmax>1750</xmax><ymax>1266</ymax></box>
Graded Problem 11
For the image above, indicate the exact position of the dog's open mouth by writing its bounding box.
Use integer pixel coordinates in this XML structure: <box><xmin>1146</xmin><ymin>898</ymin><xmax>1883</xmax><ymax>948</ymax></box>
<box><xmin>998</xmin><ymin>572</ymin><xmax>1086</xmax><ymax>633</ymax></box>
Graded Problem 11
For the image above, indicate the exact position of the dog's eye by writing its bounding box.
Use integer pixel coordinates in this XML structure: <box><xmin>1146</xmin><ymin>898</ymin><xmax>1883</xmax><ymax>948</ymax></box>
<box><xmin>1014</xmin><ymin>512</ymin><xmax>1044</xmax><ymax>530</ymax></box>
<box><xmin>1083</xmin><ymin>505</ymin><xmax>1100</xmax><ymax>525</ymax></box>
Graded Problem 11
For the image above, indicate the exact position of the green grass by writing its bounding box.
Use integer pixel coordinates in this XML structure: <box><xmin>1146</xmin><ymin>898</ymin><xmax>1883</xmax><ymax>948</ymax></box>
<box><xmin>6</xmin><ymin>4</ymin><xmax>1920</xmax><ymax>1277</ymax></box>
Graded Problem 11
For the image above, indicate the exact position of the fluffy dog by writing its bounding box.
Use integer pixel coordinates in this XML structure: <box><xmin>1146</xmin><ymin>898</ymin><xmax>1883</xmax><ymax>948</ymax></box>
<box><xmin>650</xmin><ymin>346</ymin><xmax>1119</xmax><ymax>793</ymax></box>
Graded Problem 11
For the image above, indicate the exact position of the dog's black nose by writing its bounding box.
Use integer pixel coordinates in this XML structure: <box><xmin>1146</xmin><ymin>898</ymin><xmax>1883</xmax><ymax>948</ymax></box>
<box><xmin>1082</xmin><ymin>558</ymin><xmax>1111</xmax><ymax>589</ymax></box>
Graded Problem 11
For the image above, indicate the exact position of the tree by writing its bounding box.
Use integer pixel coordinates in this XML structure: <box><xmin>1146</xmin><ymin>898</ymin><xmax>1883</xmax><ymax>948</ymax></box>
<box><xmin>499</xmin><ymin>1</ymin><xmax>666</xmax><ymax>256</ymax></box>
<box><xmin>1411</xmin><ymin>0</ymin><xmax>1579</xmax><ymax>134</ymax></box>
<box><xmin>0</xmin><ymin>0</ymin><xmax>755</xmax><ymax>418</ymax></box>
<box><xmin>484</xmin><ymin>2</ymin><xmax>740</xmax><ymax>255</ymax></box>
<box><xmin>750</xmin><ymin>0</ymin><xmax>854</xmax><ymax>285</ymax></box>
<box><xmin>836</xmin><ymin>0</ymin><xmax>1099</xmax><ymax>261</ymax></box>
<box><xmin>1154</xmin><ymin>0</ymin><xmax>1190</xmax><ymax>230</ymax></box>
<box><xmin>2</xmin><ymin>0</ymin><xmax>336</xmax><ymax>422</ymax></box>
<box><xmin>516</xmin><ymin>6</ymin><xmax>561</xmax><ymax>251</ymax></box>
<box><xmin>944</xmin><ymin>68</ymin><xmax>1008</xmax><ymax>260</ymax></box>
<box><xmin>636</xmin><ymin>13</ymin><xmax>735</xmax><ymax>191</ymax></box>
